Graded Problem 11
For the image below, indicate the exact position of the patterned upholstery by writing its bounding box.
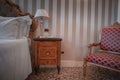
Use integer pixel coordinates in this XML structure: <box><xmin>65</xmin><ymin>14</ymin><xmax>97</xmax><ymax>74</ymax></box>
<box><xmin>100</xmin><ymin>27</ymin><xmax>120</xmax><ymax>52</ymax></box>
<box><xmin>86</xmin><ymin>53</ymin><xmax>120</xmax><ymax>70</ymax></box>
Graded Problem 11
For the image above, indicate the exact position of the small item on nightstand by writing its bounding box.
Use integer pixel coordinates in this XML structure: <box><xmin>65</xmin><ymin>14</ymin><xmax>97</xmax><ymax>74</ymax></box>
<box><xmin>44</xmin><ymin>28</ymin><xmax>49</xmax><ymax>37</ymax></box>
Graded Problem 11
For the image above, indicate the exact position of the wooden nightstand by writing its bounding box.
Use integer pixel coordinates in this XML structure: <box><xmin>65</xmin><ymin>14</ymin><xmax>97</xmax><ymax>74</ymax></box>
<box><xmin>33</xmin><ymin>38</ymin><xmax>62</xmax><ymax>74</ymax></box>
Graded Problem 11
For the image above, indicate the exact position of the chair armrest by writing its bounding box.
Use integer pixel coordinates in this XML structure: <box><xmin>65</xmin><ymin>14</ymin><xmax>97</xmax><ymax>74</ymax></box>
<box><xmin>88</xmin><ymin>42</ymin><xmax>100</xmax><ymax>54</ymax></box>
<box><xmin>88</xmin><ymin>42</ymin><xmax>100</xmax><ymax>48</ymax></box>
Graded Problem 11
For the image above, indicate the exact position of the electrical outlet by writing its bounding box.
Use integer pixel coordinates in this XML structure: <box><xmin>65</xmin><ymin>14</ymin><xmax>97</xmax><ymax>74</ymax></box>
<box><xmin>61</xmin><ymin>51</ymin><xmax>64</xmax><ymax>54</ymax></box>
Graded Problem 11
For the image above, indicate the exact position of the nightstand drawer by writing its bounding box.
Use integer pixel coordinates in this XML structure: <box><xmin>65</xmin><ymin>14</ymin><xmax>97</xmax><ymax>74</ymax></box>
<box><xmin>38</xmin><ymin>47</ymin><xmax>57</xmax><ymax>59</ymax></box>
<box><xmin>38</xmin><ymin>41</ymin><xmax>58</xmax><ymax>47</ymax></box>
<box><xmin>39</xmin><ymin>59</ymin><xmax>57</xmax><ymax>65</ymax></box>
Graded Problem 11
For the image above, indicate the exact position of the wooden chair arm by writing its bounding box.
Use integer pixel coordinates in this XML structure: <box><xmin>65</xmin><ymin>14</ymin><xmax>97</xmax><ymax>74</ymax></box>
<box><xmin>88</xmin><ymin>42</ymin><xmax>100</xmax><ymax>55</ymax></box>
<box><xmin>88</xmin><ymin>42</ymin><xmax>100</xmax><ymax>48</ymax></box>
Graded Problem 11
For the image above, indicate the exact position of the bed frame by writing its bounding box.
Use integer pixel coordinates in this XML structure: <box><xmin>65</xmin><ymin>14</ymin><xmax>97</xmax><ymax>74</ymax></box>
<box><xmin>0</xmin><ymin>0</ymin><xmax>38</xmax><ymax>39</ymax></box>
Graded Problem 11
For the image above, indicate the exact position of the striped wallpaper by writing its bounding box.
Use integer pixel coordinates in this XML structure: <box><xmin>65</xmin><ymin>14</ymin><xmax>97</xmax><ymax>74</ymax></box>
<box><xmin>14</xmin><ymin>0</ymin><xmax>118</xmax><ymax>61</ymax></box>
<box><xmin>118</xmin><ymin>0</ymin><xmax>120</xmax><ymax>22</ymax></box>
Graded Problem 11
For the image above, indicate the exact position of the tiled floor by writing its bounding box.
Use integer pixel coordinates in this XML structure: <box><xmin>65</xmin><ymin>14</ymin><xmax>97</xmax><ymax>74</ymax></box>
<box><xmin>26</xmin><ymin>65</ymin><xmax>120</xmax><ymax>80</ymax></box>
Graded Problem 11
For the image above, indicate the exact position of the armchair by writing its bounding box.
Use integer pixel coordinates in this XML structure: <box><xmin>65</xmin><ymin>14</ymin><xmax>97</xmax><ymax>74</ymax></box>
<box><xmin>83</xmin><ymin>25</ymin><xmax>120</xmax><ymax>80</ymax></box>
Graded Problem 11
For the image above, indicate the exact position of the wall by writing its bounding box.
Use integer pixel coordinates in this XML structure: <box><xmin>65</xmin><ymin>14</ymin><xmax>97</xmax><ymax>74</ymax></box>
<box><xmin>118</xmin><ymin>0</ymin><xmax>120</xmax><ymax>22</ymax></box>
<box><xmin>14</xmin><ymin>0</ymin><xmax>118</xmax><ymax>61</ymax></box>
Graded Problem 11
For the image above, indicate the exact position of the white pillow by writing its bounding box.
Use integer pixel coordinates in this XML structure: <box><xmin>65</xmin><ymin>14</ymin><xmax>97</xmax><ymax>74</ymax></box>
<box><xmin>16</xmin><ymin>16</ymin><xmax>32</xmax><ymax>38</ymax></box>
<box><xmin>0</xmin><ymin>18</ymin><xmax>19</xmax><ymax>39</ymax></box>
<box><xmin>0</xmin><ymin>16</ymin><xmax>32</xmax><ymax>39</ymax></box>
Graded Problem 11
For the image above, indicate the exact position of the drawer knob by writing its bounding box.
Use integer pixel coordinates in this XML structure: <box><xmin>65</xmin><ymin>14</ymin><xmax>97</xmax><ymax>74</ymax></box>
<box><xmin>46</xmin><ymin>52</ymin><xmax>50</xmax><ymax>55</ymax></box>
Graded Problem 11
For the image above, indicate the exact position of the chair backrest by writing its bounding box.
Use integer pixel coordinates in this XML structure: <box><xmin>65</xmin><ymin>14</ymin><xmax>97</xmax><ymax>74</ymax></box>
<box><xmin>100</xmin><ymin>27</ymin><xmax>120</xmax><ymax>52</ymax></box>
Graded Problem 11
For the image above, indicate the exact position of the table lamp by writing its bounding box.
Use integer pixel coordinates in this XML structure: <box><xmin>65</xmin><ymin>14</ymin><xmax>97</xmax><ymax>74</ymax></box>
<box><xmin>34</xmin><ymin>9</ymin><xmax>49</xmax><ymax>38</ymax></box>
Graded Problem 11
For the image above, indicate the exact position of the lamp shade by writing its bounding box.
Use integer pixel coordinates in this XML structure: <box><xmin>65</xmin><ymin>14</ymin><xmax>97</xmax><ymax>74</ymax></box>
<box><xmin>34</xmin><ymin>9</ymin><xmax>49</xmax><ymax>20</ymax></box>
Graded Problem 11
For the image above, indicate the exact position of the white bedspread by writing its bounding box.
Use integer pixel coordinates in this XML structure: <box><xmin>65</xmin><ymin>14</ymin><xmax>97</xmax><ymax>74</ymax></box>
<box><xmin>0</xmin><ymin>38</ymin><xmax>32</xmax><ymax>80</ymax></box>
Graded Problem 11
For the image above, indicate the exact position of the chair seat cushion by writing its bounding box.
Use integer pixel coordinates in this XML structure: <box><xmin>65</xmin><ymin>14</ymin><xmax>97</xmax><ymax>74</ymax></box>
<box><xmin>86</xmin><ymin>53</ymin><xmax>120</xmax><ymax>70</ymax></box>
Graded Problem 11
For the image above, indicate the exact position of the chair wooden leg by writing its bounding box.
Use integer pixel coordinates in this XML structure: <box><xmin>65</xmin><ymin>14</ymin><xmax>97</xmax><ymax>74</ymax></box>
<box><xmin>82</xmin><ymin>59</ymin><xmax>87</xmax><ymax>80</ymax></box>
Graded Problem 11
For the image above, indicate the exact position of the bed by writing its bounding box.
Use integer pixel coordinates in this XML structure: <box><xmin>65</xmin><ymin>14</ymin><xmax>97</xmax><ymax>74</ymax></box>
<box><xmin>0</xmin><ymin>15</ymin><xmax>33</xmax><ymax>80</ymax></box>
<box><xmin>0</xmin><ymin>0</ymin><xmax>37</xmax><ymax>80</ymax></box>
<box><xmin>0</xmin><ymin>38</ymin><xmax>32</xmax><ymax>80</ymax></box>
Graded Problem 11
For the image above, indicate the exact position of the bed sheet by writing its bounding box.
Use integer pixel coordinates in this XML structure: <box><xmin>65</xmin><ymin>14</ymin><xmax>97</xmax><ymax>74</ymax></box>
<box><xmin>0</xmin><ymin>37</ymin><xmax>32</xmax><ymax>80</ymax></box>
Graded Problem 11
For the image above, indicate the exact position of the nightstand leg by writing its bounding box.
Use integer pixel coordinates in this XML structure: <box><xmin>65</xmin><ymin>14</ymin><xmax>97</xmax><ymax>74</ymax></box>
<box><xmin>34</xmin><ymin>66</ymin><xmax>39</xmax><ymax>75</ymax></box>
<box><xmin>57</xmin><ymin>65</ymin><xmax>60</xmax><ymax>74</ymax></box>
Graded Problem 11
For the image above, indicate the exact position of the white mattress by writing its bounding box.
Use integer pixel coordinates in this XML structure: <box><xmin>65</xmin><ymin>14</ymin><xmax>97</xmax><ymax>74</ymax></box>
<box><xmin>0</xmin><ymin>38</ymin><xmax>32</xmax><ymax>80</ymax></box>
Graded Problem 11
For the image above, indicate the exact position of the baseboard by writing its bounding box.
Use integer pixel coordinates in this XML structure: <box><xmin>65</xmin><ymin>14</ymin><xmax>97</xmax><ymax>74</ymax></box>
<box><xmin>39</xmin><ymin>60</ymin><xmax>84</xmax><ymax>67</ymax></box>
<box><xmin>61</xmin><ymin>60</ymin><xmax>83</xmax><ymax>67</ymax></box>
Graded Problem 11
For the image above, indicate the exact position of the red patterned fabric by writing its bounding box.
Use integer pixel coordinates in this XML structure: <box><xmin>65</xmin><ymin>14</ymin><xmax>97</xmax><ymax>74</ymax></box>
<box><xmin>86</xmin><ymin>53</ymin><xmax>120</xmax><ymax>70</ymax></box>
<box><xmin>100</xmin><ymin>27</ymin><xmax>120</xmax><ymax>52</ymax></box>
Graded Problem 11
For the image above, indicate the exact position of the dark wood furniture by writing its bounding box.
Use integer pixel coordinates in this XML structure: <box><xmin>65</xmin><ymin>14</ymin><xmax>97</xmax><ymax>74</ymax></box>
<box><xmin>33</xmin><ymin>38</ymin><xmax>62</xmax><ymax>74</ymax></box>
